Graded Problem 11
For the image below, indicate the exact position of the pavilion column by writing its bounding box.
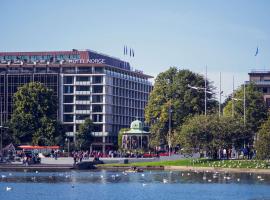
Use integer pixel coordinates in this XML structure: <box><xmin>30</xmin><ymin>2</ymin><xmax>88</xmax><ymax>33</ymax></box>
<box><xmin>129</xmin><ymin>136</ymin><xmax>131</xmax><ymax>149</ymax></box>
<box><xmin>141</xmin><ymin>134</ymin><xmax>143</xmax><ymax>149</ymax></box>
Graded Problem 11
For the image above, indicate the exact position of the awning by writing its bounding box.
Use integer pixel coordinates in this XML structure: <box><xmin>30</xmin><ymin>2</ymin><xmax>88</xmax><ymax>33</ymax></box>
<box><xmin>18</xmin><ymin>145</ymin><xmax>60</xmax><ymax>150</ymax></box>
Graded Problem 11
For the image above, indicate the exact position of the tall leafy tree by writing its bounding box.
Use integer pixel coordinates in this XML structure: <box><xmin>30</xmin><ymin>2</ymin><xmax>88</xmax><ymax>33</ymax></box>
<box><xmin>77</xmin><ymin>118</ymin><xmax>95</xmax><ymax>150</ymax></box>
<box><xmin>10</xmin><ymin>82</ymin><xmax>63</xmax><ymax>145</ymax></box>
<box><xmin>145</xmin><ymin>67</ymin><xmax>217</xmax><ymax>147</ymax></box>
<box><xmin>255</xmin><ymin>117</ymin><xmax>270</xmax><ymax>160</ymax></box>
<box><xmin>178</xmin><ymin>114</ymin><xmax>250</xmax><ymax>158</ymax></box>
<box><xmin>223</xmin><ymin>83</ymin><xmax>268</xmax><ymax>134</ymax></box>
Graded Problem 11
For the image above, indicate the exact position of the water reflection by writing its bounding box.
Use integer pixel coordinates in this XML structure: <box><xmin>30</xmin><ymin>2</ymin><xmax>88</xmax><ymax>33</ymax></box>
<box><xmin>1</xmin><ymin>170</ymin><xmax>270</xmax><ymax>200</ymax></box>
<box><xmin>1</xmin><ymin>170</ymin><xmax>270</xmax><ymax>185</ymax></box>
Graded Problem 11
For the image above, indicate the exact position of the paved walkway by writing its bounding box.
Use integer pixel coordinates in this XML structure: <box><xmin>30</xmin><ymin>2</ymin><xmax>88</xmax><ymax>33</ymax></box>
<box><xmin>40</xmin><ymin>154</ymin><xmax>200</xmax><ymax>165</ymax></box>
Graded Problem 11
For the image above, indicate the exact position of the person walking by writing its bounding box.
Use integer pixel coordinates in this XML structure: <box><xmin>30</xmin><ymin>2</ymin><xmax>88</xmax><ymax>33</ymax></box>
<box><xmin>223</xmin><ymin>149</ymin><xmax>227</xmax><ymax>159</ymax></box>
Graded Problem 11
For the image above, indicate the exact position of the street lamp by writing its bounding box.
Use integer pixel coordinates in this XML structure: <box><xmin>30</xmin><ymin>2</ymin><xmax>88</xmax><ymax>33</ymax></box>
<box><xmin>165</xmin><ymin>78</ymin><xmax>173</xmax><ymax>156</ymax></box>
<box><xmin>168</xmin><ymin>107</ymin><xmax>172</xmax><ymax>156</ymax></box>
<box><xmin>221</xmin><ymin>82</ymin><xmax>246</xmax><ymax>127</ymax></box>
<box><xmin>188</xmin><ymin>84</ymin><xmax>213</xmax><ymax>116</ymax></box>
<box><xmin>65</xmin><ymin>137</ymin><xmax>70</xmax><ymax>157</ymax></box>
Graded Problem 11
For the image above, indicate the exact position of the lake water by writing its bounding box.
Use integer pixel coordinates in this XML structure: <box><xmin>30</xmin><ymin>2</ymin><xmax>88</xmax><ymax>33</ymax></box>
<box><xmin>1</xmin><ymin>170</ymin><xmax>270</xmax><ymax>200</ymax></box>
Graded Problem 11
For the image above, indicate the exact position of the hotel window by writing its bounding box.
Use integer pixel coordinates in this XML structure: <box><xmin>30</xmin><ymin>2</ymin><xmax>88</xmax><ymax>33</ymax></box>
<box><xmin>93</xmin><ymin>114</ymin><xmax>103</xmax><ymax>122</ymax></box>
<box><xmin>76</xmin><ymin>114</ymin><xmax>89</xmax><ymax>120</ymax></box>
<box><xmin>93</xmin><ymin>124</ymin><xmax>103</xmax><ymax>132</ymax></box>
<box><xmin>76</xmin><ymin>95</ymin><xmax>90</xmax><ymax>101</ymax></box>
<box><xmin>64</xmin><ymin>85</ymin><xmax>74</xmax><ymax>94</ymax></box>
<box><xmin>62</xmin><ymin>67</ymin><xmax>75</xmax><ymax>73</ymax></box>
<box><xmin>36</xmin><ymin>67</ymin><xmax>47</xmax><ymax>73</ymax></box>
<box><xmin>64</xmin><ymin>76</ymin><xmax>73</xmax><ymax>84</ymax></box>
<box><xmin>92</xmin><ymin>85</ymin><xmax>103</xmax><ymax>93</ymax></box>
<box><xmin>64</xmin><ymin>124</ymin><xmax>73</xmax><ymax>132</ymax></box>
<box><xmin>64</xmin><ymin>105</ymin><xmax>73</xmax><ymax>113</ymax></box>
<box><xmin>92</xmin><ymin>76</ymin><xmax>103</xmax><ymax>84</ymax></box>
<box><xmin>94</xmin><ymin>67</ymin><xmax>104</xmax><ymax>74</ymax></box>
<box><xmin>76</xmin><ymin>86</ymin><xmax>90</xmax><ymax>91</ymax></box>
<box><xmin>76</xmin><ymin>76</ymin><xmax>89</xmax><ymax>82</ymax></box>
<box><xmin>63</xmin><ymin>114</ymin><xmax>73</xmax><ymax>122</ymax></box>
<box><xmin>64</xmin><ymin>95</ymin><xmax>73</xmax><ymax>103</ymax></box>
<box><xmin>48</xmin><ymin>67</ymin><xmax>60</xmax><ymax>73</ymax></box>
<box><xmin>76</xmin><ymin>105</ymin><xmax>90</xmax><ymax>110</ymax></box>
<box><xmin>77</xmin><ymin>67</ymin><xmax>92</xmax><ymax>73</ymax></box>
<box><xmin>92</xmin><ymin>105</ymin><xmax>103</xmax><ymax>112</ymax></box>
<box><xmin>92</xmin><ymin>95</ymin><xmax>103</xmax><ymax>103</ymax></box>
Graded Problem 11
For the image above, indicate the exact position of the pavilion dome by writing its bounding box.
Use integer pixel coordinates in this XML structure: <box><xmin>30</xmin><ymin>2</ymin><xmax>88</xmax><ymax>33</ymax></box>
<box><xmin>130</xmin><ymin>120</ymin><xmax>143</xmax><ymax>130</ymax></box>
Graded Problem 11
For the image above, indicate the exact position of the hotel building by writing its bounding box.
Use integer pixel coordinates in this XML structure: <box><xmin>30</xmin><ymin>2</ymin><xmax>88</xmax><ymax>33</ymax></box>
<box><xmin>0</xmin><ymin>49</ymin><xmax>153</xmax><ymax>152</ymax></box>
<box><xmin>249</xmin><ymin>70</ymin><xmax>270</xmax><ymax>107</ymax></box>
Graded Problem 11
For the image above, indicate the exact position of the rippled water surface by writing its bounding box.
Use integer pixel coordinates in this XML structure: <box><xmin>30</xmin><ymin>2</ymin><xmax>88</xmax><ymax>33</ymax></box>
<box><xmin>1</xmin><ymin>170</ymin><xmax>270</xmax><ymax>200</ymax></box>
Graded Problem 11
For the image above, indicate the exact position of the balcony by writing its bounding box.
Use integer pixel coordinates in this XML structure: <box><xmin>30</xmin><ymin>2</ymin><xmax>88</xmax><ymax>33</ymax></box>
<box><xmin>75</xmin><ymin>81</ymin><xmax>91</xmax><ymax>85</ymax></box>
<box><xmin>75</xmin><ymin>120</ymin><xmax>85</xmax><ymax>123</ymax></box>
<box><xmin>75</xmin><ymin>110</ymin><xmax>91</xmax><ymax>114</ymax></box>
<box><xmin>75</xmin><ymin>100</ymin><xmax>91</xmax><ymax>104</ymax></box>
<box><xmin>65</xmin><ymin>132</ymin><xmax>74</xmax><ymax>137</ymax></box>
<box><xmin>75</xmin><ymin>91</ymin><xmax>91</xmax><ymax>95</ymax></box>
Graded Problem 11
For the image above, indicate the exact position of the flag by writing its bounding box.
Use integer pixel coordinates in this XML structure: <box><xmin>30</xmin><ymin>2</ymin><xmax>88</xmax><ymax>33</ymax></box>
<box><xmin>255</xmin><ymin>47</ymin><xmax>259</xmax><ymax>56</ymax></box>
<box><xmin>130</xmin><ymin>48</ymin><xmax>131</xmax><ymax>57</ymax></box>
<box><xmin>124</xmin><ymin>46</ymin><xmax>128</xmax><ymax>55</ymax></box>
<box><xmin>132</xmin><ymin>49</ymin><xmax>134</xmax><ymax>57</ymax></box>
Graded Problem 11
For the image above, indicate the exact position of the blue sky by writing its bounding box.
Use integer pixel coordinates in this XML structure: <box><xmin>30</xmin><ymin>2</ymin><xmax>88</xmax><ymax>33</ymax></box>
<box><xmin>1</xmin><ymin>0</ymin><xmax>270</xmax><ymax>98</ymax></box>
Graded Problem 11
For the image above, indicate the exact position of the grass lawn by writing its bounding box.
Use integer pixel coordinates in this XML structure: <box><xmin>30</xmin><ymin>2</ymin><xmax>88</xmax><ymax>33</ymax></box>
<box><xmin>102</xmin><ymin>159</ymin><xmax>270</xmax><ymax>169</ymax></box>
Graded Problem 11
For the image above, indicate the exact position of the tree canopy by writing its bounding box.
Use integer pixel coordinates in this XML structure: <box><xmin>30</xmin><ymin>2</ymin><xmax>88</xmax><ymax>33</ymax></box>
<box><xmin>255</xmin><ymin>117</ymin><xmax>270</xmax><ymax>160</ymax></box>
<box><xmin>145</xmin><ymin>67</ymin><xmax>217</xmax><ymax>147</ymax></box>
<box><xmin>77</xmin><ymin>118</ymin><xmax>95</xmax><ymax>150</ymax></box>
<box><xmin>178</xmin><ymin>114</ymin><xmax>250</xmax><ymax>158</ymax></box>
<box><xmin>223</xmin><ymin>83</ymin><xmax>268</xmax><ymax>134</ymax></box>
<box><xmin>10</xmin><ymin>82</ymin><xmax>64</xmax><ymax>145</ymax></box>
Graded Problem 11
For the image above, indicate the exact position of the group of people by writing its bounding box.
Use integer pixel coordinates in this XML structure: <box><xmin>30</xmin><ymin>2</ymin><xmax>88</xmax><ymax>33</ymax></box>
<box><xmin>72</xmin><ymin>150</ymin><xmax>96</xmax><ymax>164</ymax></box>
<box><xmin>213</xmin><ymin>146</ymin><xmax>255</xmax><ymax>160</ymax></box>
<box><xmin>18</xmin><ymin>152</ymin><xmax>41</xmax><ymax>166</ymax></box>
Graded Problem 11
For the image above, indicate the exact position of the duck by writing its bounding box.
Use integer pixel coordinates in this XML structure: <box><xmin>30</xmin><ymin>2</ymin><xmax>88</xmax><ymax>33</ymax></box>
<box><xmin>163</xmin><ymin>178</ymin><xmax>168</xmax><ymax>183</ymax></box>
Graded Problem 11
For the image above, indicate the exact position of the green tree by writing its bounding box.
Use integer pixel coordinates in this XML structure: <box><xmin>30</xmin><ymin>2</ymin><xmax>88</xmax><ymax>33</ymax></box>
<box><xmin>10</xmin><ymin>82</ymin><xmax>62</xmax><ymax>145</ymax></box>
<box><xmin>223</xmin><ymin>83</ymin><xmax>268</xmax><ymax>134</ymax></box>
<box><xmin>77</xmin><ymin>118</ymin><xmax>95</xmax><ymax>150</ymax></box>
<box><xmin>178</xmin><ymin>114</ymin><xmax>249</xmax><ymax>158</ymax></box>
<box><xmin>255</xmin><ymin>117</ymin><xmax>270</xmax><ymax>160</ymax></box>
<box><xmin>145</xmin><ymin>67</ymin><xmax>217</xmax><ymax>148</ymax></box>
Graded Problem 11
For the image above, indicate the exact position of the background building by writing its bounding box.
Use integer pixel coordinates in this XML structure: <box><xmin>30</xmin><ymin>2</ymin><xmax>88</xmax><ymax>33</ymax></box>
<box><xmin>249</xmin><ymin>70</ymin><xmax>270</xmax><ymax>107</ymax></box>
<box><xmin>0</xmin><ymin>49</ymin><xmax>153</xmax><ymax>152</ymax></box>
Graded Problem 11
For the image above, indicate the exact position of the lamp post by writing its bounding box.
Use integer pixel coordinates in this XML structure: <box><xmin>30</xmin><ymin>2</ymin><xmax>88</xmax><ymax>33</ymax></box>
<box><xmin>65</xmin><ymin>137</ymin><xmax>70</xmax><ymax>157</ymax></box>
<box><xmin>166</xmin><ymin>78</ymin><xmax>173</xmax><ymax>156</ymax></box>
<box><xmin>187</xmin><ymin>84</ymin><xmax>213</xmax><ymax>115</ymax></box>
<box><xmin>168</xmin><ymin>107</ymin><xmax>172</xmax><ymax>156</ymax></box>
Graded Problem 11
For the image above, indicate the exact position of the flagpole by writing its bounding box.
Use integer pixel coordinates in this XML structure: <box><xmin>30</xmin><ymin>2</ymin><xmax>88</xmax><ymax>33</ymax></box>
<box><xmin>244</xmin><ymin>82</ymin><xmax>246</xmax><ymax>127</ymax></box>
<box><xmin>232</xmin><ymin>76</ymin><xmax>235</xmax><ymax>117</ymax></box>
<box><xmin>205</xmin><ymin>66</ymin><xmax>207</xmax><ymax>116</ymax></box>
<box><xmin>219</xmin><ymin>72</ymin><xmax>221</xmax><ymax>118</ymax></box>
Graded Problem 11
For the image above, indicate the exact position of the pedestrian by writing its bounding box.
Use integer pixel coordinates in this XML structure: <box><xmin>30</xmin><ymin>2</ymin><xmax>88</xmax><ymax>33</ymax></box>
<box><xmin>73</xmin><ymin>152</ymin><xmax>77</xmax><ymax>164</ymax></box>
<box><xmin>223</xmin><ymin>149</ymin><xmax>227</xmax><ymax>159</ymax></box>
